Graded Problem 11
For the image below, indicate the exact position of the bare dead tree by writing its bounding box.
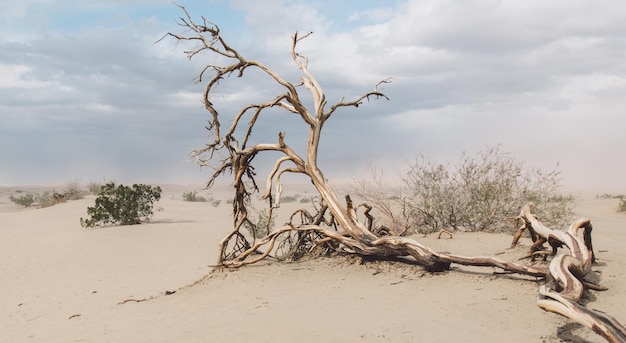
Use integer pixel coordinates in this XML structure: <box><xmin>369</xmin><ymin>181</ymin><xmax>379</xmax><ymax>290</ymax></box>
<box><xmin>160</xmin><ymin>5</ymin><xmax>625</xmax><ymax>342</ymax></box>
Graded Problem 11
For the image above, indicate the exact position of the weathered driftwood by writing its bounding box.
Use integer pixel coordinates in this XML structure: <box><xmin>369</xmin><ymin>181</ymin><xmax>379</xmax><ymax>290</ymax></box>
<box><xmin>517</xmin><ymin>205</ymin><xmax>625</xmax><ymax>343</ymax></box>
<box><xmin>511</xmin><ymin>203</ymin><xmax>596</xmax><ymax>264</ymax></box>
<box><xmin>162</xmin><ymin>6</ymin><xmax>625</xmax><ymax>342</ymax></box>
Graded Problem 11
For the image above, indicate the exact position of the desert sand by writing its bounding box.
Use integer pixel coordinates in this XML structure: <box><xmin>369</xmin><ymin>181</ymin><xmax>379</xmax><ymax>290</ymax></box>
<box><xmin>1</xmin><ymin>184</ymin><xmax>625</xmax><ymax>342</ymax></box>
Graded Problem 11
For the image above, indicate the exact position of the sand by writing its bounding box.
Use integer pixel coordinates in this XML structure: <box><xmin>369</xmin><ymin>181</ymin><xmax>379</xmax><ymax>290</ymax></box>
<box><xmin>1</xmin><ymin>185</ymin><xmax>625</xmax><ymax>342</ymax></box>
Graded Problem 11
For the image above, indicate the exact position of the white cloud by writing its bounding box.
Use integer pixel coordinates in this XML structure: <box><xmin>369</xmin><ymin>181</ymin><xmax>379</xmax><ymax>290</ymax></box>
<box><xmin>0</xmin><ymin>64</ymin><xmax>73</xmax><ymax>91</ymax></box>
<box><xmin>1</xmin><ymin>0</ymin><xmax>626</xmax><ymax>192</ymax></box>
<box><xmin>167</xmin><ymin>91</ymin><xmax>204</xmax><ymax>108</ymax></box>
<box><xmin>83</xmin><ymin>103</ymin><xmax>117</xmax><ymax>113</ymax></box>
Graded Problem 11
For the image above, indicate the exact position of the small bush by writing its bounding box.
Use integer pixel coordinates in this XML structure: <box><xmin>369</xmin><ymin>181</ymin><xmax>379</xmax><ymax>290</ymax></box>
<box><xmin>9</xmin><ymin>193</ymin><xmax>35</xmax><ymax>207</ymax></box>
<box><xmin>87</xmin><ymin>182</ymin><xmax>102</xmax><ymax>195</ymax></box>
<box><xmin>280</xmin><ymin>195</ymin><xmax>299</xmax><ymax>203</ymax></box>
<box><xmin>64</xmin><ymin>181</ymin><xmax>85</xmax><ymax>200</ymax></box>
<box><xmin>244</xmin><ymin>209</ymin><xmax>276</xmax><ymax>238</ymax></box>
<box><xmin>354</xmin><ymin>146</ymin><xmax>576</xmax><ymax>235</ymax></box>
<box><xmin>210</xmin><ymin>199</ymin><xmax>221</xmax><ymax>207</ymax></box>
<box><xmin>8</xmin><ymin>186</ymin><xmax>83</xmax><ymax>208</ymax></box>
<box><xmin>80</xmin><ymin>183</ymin><xmax>162</xmax><ymax>228</ymax></box>
<box><xmin>37</xmin><ymin>192</ymin><xmax>57</xmax><ymax>208</ymax></box>
<box><xmin>182</xmin><ymin>191</ymin><xmax>207</xmax><ymax>202</ymax></box>
<box><xmin>619</xmin><ymin>198</ymin><xmax>626</xmax><ymax>213</ymax></box>
<box><xmin>9</xmin><ymin>191</ymin><xmax>67</xmax><ymax>208</ymax></box>
<box><xmin>403</xmin><ymin>146</ymin><xmax>575</xmax><ymax>233</ymax></box>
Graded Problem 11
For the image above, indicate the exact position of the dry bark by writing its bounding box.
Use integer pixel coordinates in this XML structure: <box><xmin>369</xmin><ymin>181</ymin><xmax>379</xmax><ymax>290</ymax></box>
<box><xmin>162</xmin><ymin>6</ymin><xmax>625</xmax><ymax>342</ymax></box>
<box><xmin>517</xmin><ymin>205</ymin><xmax>626</xmax><ymax>342</ymax></box>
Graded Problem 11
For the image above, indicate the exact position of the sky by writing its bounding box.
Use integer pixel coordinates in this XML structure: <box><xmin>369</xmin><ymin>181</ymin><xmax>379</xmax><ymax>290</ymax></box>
<box><xmin>1</xmin><ymin>0</ymin><xmax>625</xmax><ymax>192</ymax></box>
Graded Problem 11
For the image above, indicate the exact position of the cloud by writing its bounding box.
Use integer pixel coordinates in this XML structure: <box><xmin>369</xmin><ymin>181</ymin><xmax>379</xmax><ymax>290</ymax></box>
<box><xmin>1</xmin><ymin>0</ymin><xmax>625</xmax><ymax>193</ymax></box>
<box><xmin>0</xmin><ymin>4</ymin><xmax>209</xmax><ymax>185</ymax></box>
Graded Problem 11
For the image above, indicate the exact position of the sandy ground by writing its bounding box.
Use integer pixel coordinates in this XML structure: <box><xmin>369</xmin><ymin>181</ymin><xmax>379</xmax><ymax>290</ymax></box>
<box><xmin>1</xmin><ymin>184</ymin><xmax>625</xmax><ymax>342</ymax></box>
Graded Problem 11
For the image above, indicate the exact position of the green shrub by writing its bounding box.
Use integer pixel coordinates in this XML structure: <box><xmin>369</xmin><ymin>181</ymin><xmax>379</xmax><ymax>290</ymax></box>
<box><xmin>9</xmin><ymin>193</ymin><xmax>36</xmax><ymax>207</ymax></box>
<box><xmin>80</xmin><ymin>183</ymin><xmax>162</xmax><ymax>228</ymax></box>
<box><xmin>182</xmin><ymin>191</ymin><xmax>207</xmax><ymax>202</ymax></box>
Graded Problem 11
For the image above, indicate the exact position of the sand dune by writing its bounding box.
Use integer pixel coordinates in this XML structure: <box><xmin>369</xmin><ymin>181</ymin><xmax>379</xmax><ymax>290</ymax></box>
<box><xmin>1</xmin><ymin>185</ymin><xmax>624</xmax><ymax>342</ymax></box>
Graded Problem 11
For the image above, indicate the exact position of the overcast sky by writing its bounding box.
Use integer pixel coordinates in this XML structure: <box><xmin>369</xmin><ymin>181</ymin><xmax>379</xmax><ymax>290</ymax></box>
<box><xmin>1</xmin><ymin>0</ymin><xmax>625</xmax><ymax>192</ymax></box>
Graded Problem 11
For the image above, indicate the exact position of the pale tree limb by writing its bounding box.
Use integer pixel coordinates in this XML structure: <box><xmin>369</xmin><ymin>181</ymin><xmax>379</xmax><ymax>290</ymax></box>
<box><xmin>538</xmin><ymin>286</ymin><xmax>626</xmax><ymax>343</ymax></box>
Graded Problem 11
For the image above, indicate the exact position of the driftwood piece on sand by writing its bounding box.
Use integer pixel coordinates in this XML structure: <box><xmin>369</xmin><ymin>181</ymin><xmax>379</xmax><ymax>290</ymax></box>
<box><xmin>517</xmin><ymin>204</ymin><xmax>626</xmax><ymax>343</ymax></box>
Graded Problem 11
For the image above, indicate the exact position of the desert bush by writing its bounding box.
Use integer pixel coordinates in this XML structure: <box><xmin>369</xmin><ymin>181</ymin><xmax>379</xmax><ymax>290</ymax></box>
<box><xmin>37</xmin><ymin>192</ymin><xmax>58</xmax><ymax>208</ymax></box>
<box><xmin>243</xmin><ymin>208</ymin><xmax>276</xmax><ymax>239</ymax></box>
<box><xmin>404</xmin><ymin>146</ymin><xmax>575</xmax><ymax>233</ymax></box>
<box><xmin>80</xmin><ymin>183</ymin><xmax>162</xmax><ymax>228</ymax></box>
<box><xmin>63</xmin><ymin>181</ymin><xmax>85</xmax><ymax>200</ymax></box>
<box><xmin>619</xmin><ymin>198</ymin><xmax>626</xmax><ymax>213</ymax></box>
<box><xmin>350</xmin><ymin>167</ymin><xmax>410</xmax><ymax>235</ymax></box>
<box><xmin>87</xmin><ymin>182</ymin><xmax>102</xmax><ymax>195</ymax></box>
<box><xmin>280</xmin><ymin>195</ymin><xmax>299</xmax><ymax>203</ymax></box>
<box><xmin>9</xmin><ymin>180</ymin><xmax>87</xmax><ymax>209</ymax></box>
<box><xmin>9</xmin><ymin>191</ymin><xmax>58</xmax><ymax>208</ymax></box>
<box><xmin>354</xmin><ymin>146</ymin><xmax>575</xmax><ymax>234</ymax></box>
<box><xmin>182</xmin><ymin>191</ymin><xmax>207</xmax><ymax>202</ymax></box>
<box><xmin>210</xmin><ymin>199</ymin><xmax>221</xmax><ymax>207</ymax></box>
<box><xmin>9</xmin><ymin>193</ymin><xmax>36</xmax><ymax>207</ymax></box>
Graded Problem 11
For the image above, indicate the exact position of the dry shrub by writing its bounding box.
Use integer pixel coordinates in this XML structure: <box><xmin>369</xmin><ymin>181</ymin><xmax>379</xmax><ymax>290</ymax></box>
<box><xmin>182</xmin><ymin>191</ymin><xmax>207</xmax><ymax>202</ymax></box>
<box><xmin>8</xmin><ymin>181</ymin><xmax>85</xmax><ymax>208</ymax></box>
<box><xmin>9</xmin><ymin>193</ymin><xmax>36</xmax><ymax>207</ymax></box>
<box><xmin>353</xmin><ymin>146</ymin><xmax>575</xmax><ymax>234</ymax></box>
<box><xmin>63</xmin><ymin>180</ymin><xmax>86</xmax><ymax>200</ymax></box>
<box><xmin>350</xmin><ymin>167</ymin><xmax>409</xmax><ymax>236</ymax></box>
<box><xmin>87</xmin><ymin>182</ymin><xmax>102</xmax><ymax>195</ymax></box>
